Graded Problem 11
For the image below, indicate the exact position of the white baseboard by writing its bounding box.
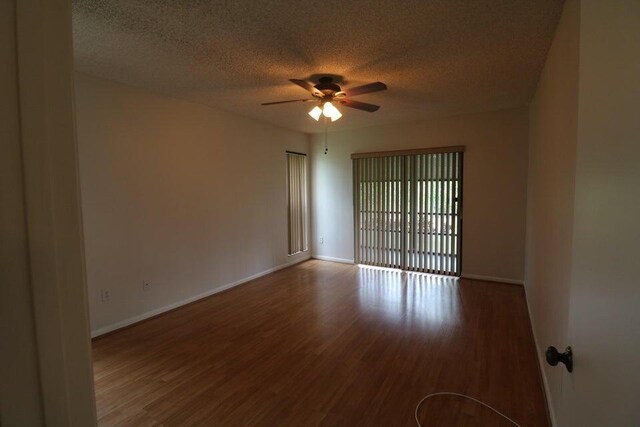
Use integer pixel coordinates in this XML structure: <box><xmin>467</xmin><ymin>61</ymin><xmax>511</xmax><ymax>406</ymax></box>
<box><xmin>461</xmin><ymin>273</ymin><xmax>524</xmax><ymax>285</ymax></box>
<box><xmin>311</xmin><ymin>255</ymin><xmax>354</xmax><ymax>264</ymax></box>
<box><xmin>91</xmin><ymin>255</ymin><xmax>310</xmax><ymax>338</ymax></box>
<box><xmin>524</xmin><ymin>286</ymin><xmax>557</xmax><ymax>426</ymax></box>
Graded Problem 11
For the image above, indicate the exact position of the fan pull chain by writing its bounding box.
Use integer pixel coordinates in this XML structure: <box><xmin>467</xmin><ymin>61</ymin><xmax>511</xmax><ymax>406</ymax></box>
<box><xmin>324</xmin><ymin>120</ymin><xmax>328</xmax><ymax>155</ymax></box>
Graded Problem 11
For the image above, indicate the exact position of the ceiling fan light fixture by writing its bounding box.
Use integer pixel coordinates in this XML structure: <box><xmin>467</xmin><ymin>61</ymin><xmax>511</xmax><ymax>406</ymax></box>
<box><xmin>308</xmin><ymin>106</ymin><xmax>322</xmax><ymax>121</ymax></box>
<box><xmin>265</xmin><ymin>78</ymin><xmax>386</xmax><ymax>123</ymax></box>
<box><xmin>322</xmin><ymin>101</ymin><xmax>334</xmax><ymax>117</ymax></box>
<box><xmin>322</xmin><ymin>102</ymin><xmax>342</xmax><ymax>122</ymax></box>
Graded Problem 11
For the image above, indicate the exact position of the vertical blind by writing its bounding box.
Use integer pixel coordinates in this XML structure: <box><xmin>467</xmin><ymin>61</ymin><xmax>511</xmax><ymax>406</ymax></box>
<box><xmin>352</xmin><ymin>147</ymin><xmax>464</xmax><ymax>276</ymax></box>
<box><xmin>287</xmin><ymin>152</ymin><xmax>308</xmax><ymax>255</ymax></box>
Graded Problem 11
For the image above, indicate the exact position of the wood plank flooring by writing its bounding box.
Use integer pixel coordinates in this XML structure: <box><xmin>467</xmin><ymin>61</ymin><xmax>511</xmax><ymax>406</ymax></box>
<box><xmin>92</xmin><ymin>259</ymin><xmax>548</xmax><ymax>426</ymax></box>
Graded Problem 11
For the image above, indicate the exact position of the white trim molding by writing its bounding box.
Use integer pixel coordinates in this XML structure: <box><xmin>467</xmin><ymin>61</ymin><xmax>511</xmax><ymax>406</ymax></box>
<box><xmin>91</xmin><ymin>255</ymin><xmax>310</xmax><ymax>338</ymax></box>
<box><xmin>524</xmin><ymin>286</ymin><xmax>557</xmax><ymax>426</ymax></box>
<box><xmin>311</xmin><ymin>255</ymin><xmax>355</xmax><ymax>264</ymax></box>
<box><xmin>461</xmin><ymin>274</ymin><xmax>524</xmax><ymax>285</ymax></box>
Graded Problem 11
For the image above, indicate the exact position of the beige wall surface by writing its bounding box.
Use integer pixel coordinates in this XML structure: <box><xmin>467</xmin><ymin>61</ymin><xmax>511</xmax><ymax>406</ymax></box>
<box><xmin>527</xmin><ymin>1</ymin><xmax>640</xmax><ymax>425</ymax></box>
<box><xmin>75</xmin><ymin>73</ymin><xmax>309</xmax><ymax>334</ymax></box>
<box><xmin>563</xmin><ymin>1</ymin><xmax>640</xmax><ymax>425</ymax></box>
<box><xmin>310</xmin><ymin>107</ymin><xmax>529</xmax><ymax>282</ymax></box>
<box><xmin>525</xmin><ymin>0</ymin><xmax>580</xmax><ymax>424</ymax></box>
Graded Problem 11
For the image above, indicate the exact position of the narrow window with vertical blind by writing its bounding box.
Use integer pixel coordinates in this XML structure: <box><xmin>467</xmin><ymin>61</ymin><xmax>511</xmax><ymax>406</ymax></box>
<box><xmin>352</xmin><ymin>147</ymin><xmax>464</xmax><ymax>276</ymax></box>
<box><xmin>286</xmin><ymin>152</ymin><xmax>308</xmax><ymax>255</ymax></box>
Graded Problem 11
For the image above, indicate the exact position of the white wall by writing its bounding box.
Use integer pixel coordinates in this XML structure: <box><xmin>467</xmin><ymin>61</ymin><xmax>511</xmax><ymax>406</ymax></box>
<box><xmin>311</xmin><ymin>107</ymin><xmax>529</xmax><ymax>282</ymax></box>
<box><xmin>527</xmin><ymin>0</ymin><xmax>640</xmax><ymax>425</ymax></box>
<box><xmin>564</xmin><ymin>1</ymin><xmax>640</xmax><ymax>425</ymax></box>
<box><xmin>75</xmin><ymin>74</ymin><xmax>310</xmax><ymax>335</ymax></box>
<box><xmin>525</xmin><ymin>0</ymin><xmax>580</xmax><ymax>423</ymax></box>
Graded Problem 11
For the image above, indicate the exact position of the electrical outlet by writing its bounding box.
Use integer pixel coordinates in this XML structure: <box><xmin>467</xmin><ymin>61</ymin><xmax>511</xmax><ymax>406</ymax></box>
<box><xmin>143</xmin><ymin>281</ymin><xmax>151</xmax><ymax>292</ymax></box>
<box><xmin>100</xmin><ymin>288</ymin><xmax>111</xmax><ymax>302</ymax></box>
<box><xmin>320</xmin><ymin>236</ymin><xmax>324</xmax><ymax>244</ymax></box>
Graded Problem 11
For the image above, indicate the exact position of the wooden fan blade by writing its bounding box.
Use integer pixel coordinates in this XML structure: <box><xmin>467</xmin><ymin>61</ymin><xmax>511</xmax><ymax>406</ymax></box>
<box><xmin>290</xmin><ymin>79</ymin><xmax>324</xmax><ymax>97</ymax></box>
<box><xmin>261</xmin><ymin>99</ymin><xmax>315</xmax><ymax>105</ymax></box>
<box><xmin>339</xmin><ymin>99</ymin><xmax>380</xmax><ymax>112</ymax></box>
<box><xmin>344</xmin><ymin>81</ymin><xmax>387</xmax><ymax>97</ymax></box>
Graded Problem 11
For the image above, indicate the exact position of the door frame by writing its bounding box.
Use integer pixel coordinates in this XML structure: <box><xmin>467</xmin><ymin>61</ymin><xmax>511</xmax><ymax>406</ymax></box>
<box><xmin>2</xmin><ymin>0</ymin><xmax>97</xmax><ymax>424</ymax></box>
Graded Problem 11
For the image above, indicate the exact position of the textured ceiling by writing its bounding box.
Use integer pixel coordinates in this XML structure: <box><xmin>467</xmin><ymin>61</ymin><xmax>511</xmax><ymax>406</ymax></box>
<box><xmin>72</xmin><ymin>0</ymin><xmax>563</xmax><ymax>133</ymax></box>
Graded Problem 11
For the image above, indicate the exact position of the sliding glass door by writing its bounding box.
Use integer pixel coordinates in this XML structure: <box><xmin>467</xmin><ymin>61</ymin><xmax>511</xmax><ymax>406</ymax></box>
<box><xmin>352</xmin><ymin>147</ymin><xmax>463</xmax><ymax>276</ymax></box>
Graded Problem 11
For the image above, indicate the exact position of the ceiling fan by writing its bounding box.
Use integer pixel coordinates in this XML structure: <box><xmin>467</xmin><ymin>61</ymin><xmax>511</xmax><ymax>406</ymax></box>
<box><xmin>261</xmin><ymin>77</ymin><xmax>387</xmax><ymax>122</ymax></box>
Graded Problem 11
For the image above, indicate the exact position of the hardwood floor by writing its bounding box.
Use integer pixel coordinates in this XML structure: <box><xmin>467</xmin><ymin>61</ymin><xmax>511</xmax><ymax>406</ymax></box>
<box><xmin>92</xmin><ymin>260</ymin><xmax>548</xmax><ymax>426</ymax></box>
